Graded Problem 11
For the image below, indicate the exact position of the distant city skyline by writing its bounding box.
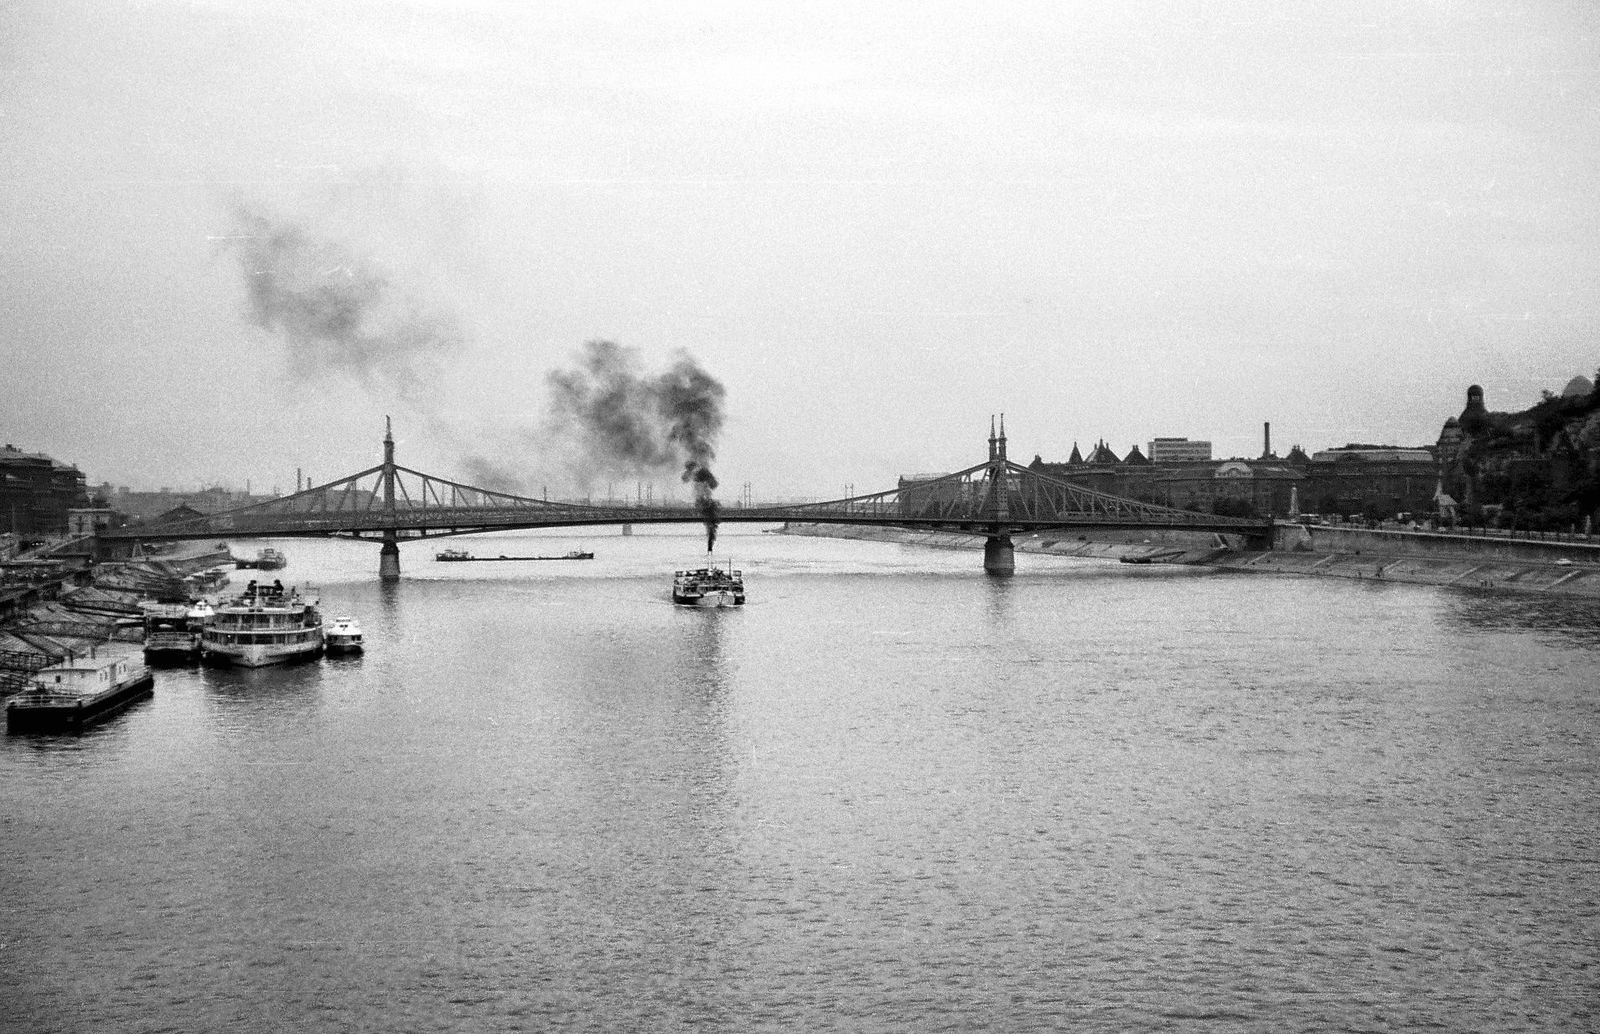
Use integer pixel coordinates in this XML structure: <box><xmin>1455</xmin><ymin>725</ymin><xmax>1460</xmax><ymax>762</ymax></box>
<box><xmin>42</xmin><ymin>370</ymin><xmax>1597</xmax><ymax>495</ymax></box>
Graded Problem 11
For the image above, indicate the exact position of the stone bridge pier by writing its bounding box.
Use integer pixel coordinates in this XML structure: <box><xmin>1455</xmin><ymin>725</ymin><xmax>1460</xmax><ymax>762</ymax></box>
<box><xmin>379</xmin><ymin>531</ymin><xmax>401</xmax><ymax>582</ymax></box>
<box><xmin>984</xmin><ymin>534</ymin><xmax>1015</xmax><ymax>576</ymax></box>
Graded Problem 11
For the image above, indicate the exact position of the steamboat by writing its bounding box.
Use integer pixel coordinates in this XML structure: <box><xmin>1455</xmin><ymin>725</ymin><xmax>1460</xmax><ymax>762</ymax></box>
<box><xmin>200</xmin><ymin>580</ymin><xmax>323</xmax><ymax>667</ymax></box>
<box><xmin>672</xmin><ymin>561</ymin><xmax>745</xmax><ymax>607</ymax></box>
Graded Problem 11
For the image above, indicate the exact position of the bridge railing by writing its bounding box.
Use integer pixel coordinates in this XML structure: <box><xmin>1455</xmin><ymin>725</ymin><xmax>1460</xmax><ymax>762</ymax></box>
<box><xmin>103</xmin><ymin>446</ymin><xmax>1271</xmax><ymax>541</ymax></box>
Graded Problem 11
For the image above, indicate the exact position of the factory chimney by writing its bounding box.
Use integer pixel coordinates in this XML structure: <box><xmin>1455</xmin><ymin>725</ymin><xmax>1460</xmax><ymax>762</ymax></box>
<box><xmin>1262</xmin><ymin>421</ymin><xmax>1273</xmax><ymax>459</ymax></box>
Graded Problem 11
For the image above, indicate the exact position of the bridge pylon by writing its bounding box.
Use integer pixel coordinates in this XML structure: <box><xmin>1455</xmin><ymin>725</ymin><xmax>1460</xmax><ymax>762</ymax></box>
<box><xmin>379</xmin><ymin>417</ymin><xmax>400</xmax><ymax>581</ymax></box>
<box><xmin>983</xmin><ymin>415</ymin><xmax>1015</xmax><ymax>576</ymax></box>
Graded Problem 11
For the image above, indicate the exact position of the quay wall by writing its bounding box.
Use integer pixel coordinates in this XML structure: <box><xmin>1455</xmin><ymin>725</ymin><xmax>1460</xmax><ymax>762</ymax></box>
<box><xmin>770</xmin><ymin>523</ymin><xmax>1600</xmax><ymax>598</ymax></box>
<box><xmin>1277</xmin><ymin>524</ymin><xmax>1600</xmax><ymax>565</ymax></box>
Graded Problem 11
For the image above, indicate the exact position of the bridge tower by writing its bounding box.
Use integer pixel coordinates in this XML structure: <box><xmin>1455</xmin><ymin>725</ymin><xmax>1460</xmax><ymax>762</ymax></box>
<box><xmin>984</xmin><ymin>415</ymin><xmax>1015</xmax><ymax>576</ymax></box>
<box><xmin>379</xmin><ymin>417</ymin><xmax>401</xmax><ymax>581</ymax></box>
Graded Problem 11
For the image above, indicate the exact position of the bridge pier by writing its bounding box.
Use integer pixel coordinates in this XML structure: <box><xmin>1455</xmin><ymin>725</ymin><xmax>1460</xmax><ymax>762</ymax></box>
<box><xmin>379</xmin><ymin>533</ymin><xmax>400</xmax><ymax>582</ymax></box>
<box><xmin>983</xmin><ymin>534</ymin><xmax>1015</xmax><ymax>577</ymax></box>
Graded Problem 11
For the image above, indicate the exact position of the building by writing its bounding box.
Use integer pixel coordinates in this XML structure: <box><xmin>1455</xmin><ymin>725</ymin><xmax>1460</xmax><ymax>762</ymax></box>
<box><xmin>106</xmin><ymin>485</ymin><xmax>282</xmax><ymax>523</ymax></box>
<box><xmin>1029</xmin><ymin>448</ymin><xmax>1303</xmax><ymax>518</ymax></box>
<box><xmin>67</xmin><ymin>508</ymin><xmax>120</xmax><ymax>537</ymax></box>
<box><xmin>1299</xmin><ymin>445</ymin><xmax>1439</xmax><ymax>519</ymax></box>
<box><xmin>1146</xmin><ymin>460</ymin><xmax>1304</xmax><ymax>516</ymax></box>
<box><xmin>1</xmin><ymin>445</ymin><xmax>90</xmax><ymax>536</ymax></box>
<box><xmin>1147</xmin><ymin>437</ymin><xmax>1212</xmax><ymax>463</ymax></box>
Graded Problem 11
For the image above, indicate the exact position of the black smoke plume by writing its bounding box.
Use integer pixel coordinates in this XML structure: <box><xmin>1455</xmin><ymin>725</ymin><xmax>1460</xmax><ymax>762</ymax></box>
<box><xmin>224</xmin><ymin>206</ymin><xmax>461</xmax><ymax>398</ymax></box>
<box><xmin>548</xmin><ymin>340</ymin><xmax>726</xmax><ymax>551</ymax></box>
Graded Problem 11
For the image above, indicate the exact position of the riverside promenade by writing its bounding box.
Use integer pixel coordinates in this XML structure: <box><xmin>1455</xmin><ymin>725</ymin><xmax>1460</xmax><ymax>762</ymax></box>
<box><xmin>772</xmin><ymin>522</ymin><xmax>1600</xmax><ymax>597</ymax></box>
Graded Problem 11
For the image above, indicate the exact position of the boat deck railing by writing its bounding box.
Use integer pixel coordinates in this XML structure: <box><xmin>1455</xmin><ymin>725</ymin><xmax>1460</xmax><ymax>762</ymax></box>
<box><xmin>9</xmin><ymin>691</ymin><xmax>88</xmax><ymax>708</ymax></box>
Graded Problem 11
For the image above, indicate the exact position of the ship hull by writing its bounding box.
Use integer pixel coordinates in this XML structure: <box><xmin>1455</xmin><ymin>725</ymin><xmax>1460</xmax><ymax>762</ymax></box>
<box><xmin>7</xmin><ymin>671</ymin><xmax>155</xmax><ymax>734</ymax></box>
<box><xmin>201</xmin><ymin>638</ymin><xmax>323</xmax><ymax>668</ymax></box>
<box><xmin>672</xmin><ymin>591</ymin><xmax>744</xmax><ymax>608</ymax></box>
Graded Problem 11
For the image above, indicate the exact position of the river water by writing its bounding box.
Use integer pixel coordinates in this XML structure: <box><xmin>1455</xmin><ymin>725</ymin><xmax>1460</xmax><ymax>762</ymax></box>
<box><xmin>3</xmin><ymin>528</ymin><xmax>1598</xmax><ymax>1032</ymax></box>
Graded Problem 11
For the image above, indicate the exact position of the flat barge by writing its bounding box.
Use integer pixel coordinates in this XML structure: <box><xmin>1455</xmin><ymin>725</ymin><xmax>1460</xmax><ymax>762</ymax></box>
<box><xmin>7</xmin><ymin>645</ymin><xmax>154</xmax><ymax>734</ymax></box>
<box><xmin>436</xmin><ymin>549</ymin><xmax>594</xmax><ymax>562</ymax></box>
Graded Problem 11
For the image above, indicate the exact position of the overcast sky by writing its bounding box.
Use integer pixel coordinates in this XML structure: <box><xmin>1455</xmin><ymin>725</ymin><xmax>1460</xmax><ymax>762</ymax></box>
<box><xmin>3</xmin><ymin>0</ymin><xmax>1597</xmax><ymax>498</ymax></box>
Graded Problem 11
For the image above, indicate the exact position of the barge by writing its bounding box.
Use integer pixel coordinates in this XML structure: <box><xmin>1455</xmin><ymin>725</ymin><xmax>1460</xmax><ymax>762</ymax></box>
<box><xmin>7</xmin><ymin>644</ymin><xmax>154</xmax><ymax>734</ymax></box>
<box><xmin>436</xmin><ymin>548</ymin><xmax>594</xmax><ymax>562</ymax></box>
<box><xmin>236</xmin><ymin>548</ymin><xmax>287</xmax><ymax>570</ymax></box>
<box><xmin>141</xmin><ymin>602</ymin><xmax>199</xmax><ymax>663</ymax></box>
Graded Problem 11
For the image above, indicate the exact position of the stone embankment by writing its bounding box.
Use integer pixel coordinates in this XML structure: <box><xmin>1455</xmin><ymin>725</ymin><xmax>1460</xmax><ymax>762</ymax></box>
<box><xmin>770</xmin><ymin>523</ymin><xmax>1600</xmax><ymax>597</ymax></box>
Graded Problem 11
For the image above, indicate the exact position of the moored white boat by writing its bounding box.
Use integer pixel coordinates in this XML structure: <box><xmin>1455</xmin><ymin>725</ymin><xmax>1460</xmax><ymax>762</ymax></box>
<box><xmin>672</xmin><ymin>561</ymin><xmax>745</xmax><ymax>607</ymax></box>
<box><xmin>325</xmin><ymin>616</ymin><xmax>364</xmax><ymax>654</ymax></box>
<box><xmin>7</xmin><ymin>644</ymin><xmax>154</xmax><ymax>733</ymax></box>
<box><xmin>200</xmin><ymin>580</ymin><xmax>323</xmax><ymax>667</ymax></box>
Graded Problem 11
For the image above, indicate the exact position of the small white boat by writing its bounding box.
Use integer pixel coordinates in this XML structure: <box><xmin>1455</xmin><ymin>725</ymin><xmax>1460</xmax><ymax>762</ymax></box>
<box><xmin>325</xmin><ymin>616</ymin><xmax>364</xmax><ymax>654</ymax></box>
<box><xmin>672</xmin><ymin>561</ymin><xmax>745</xmax><ymax>607</ymax></box>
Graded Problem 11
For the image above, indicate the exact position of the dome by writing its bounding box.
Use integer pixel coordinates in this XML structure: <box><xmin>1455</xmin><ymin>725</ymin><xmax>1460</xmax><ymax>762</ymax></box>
<box><xmin>1562</xmin><ymin>375</ymin><xmax>1593</xmax><ymax>398</ymax></box>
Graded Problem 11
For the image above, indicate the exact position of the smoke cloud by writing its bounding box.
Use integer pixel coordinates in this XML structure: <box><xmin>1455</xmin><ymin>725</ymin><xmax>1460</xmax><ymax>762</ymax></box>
<box><xmin>548</xmin><ymin>340</ymin><xmax>726</xmax><ymax>551</ymax></box>
<box><xmin>224</xmin><ymin>206</ymin><xmax>462</xmax><ymax>398</ymax></box>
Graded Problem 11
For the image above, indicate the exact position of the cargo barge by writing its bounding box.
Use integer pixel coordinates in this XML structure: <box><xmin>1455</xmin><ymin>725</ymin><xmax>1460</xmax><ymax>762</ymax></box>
<box><xmin>6</xmin><ymin>644</ymin><xmax>154</xmax><ymax>734</ymax></box>
<box><xmin>436</xmin><ymin>548</ymin><xmax>594</xmax><ymax>562</ymax></box>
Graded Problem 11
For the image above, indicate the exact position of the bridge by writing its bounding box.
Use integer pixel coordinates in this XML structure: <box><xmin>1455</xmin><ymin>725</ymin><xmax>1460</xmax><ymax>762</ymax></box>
<box><xmin>101</xmin><ymin>418</ymin><xmax>1273</xmax><ymax>579</ymax></box>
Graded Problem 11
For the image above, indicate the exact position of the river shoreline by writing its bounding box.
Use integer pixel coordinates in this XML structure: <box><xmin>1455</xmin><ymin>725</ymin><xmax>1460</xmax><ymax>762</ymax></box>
<box><xmin>769</xmin><ymin>522</ymin><xmax>1600</xmax><ymax>597</ymax></box>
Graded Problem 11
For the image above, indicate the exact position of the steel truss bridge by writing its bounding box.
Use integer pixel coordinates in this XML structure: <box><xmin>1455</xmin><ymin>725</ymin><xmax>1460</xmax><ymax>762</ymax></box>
<box><xmin>101</xmin><ymin>421</ymin><xmax>1272</xmax><ymax>578</ymax></box>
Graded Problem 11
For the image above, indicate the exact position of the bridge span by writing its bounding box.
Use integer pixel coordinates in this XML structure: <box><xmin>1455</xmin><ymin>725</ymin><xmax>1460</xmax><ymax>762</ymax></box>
<box><xmin>101</xmin><ymin>419</ymin><xmax>1272</xmax><ymax>579</ymax></box>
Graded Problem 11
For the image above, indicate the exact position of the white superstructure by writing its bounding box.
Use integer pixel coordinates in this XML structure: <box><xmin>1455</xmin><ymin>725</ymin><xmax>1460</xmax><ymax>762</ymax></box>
<box><xmin>200</xmin><ymin>581</ymin><xmax>323</xmax><ymax>667</ymax></box>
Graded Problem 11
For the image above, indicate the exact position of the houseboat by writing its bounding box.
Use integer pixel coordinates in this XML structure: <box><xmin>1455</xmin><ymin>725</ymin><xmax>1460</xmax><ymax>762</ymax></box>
<box><xmin>7</xmin><ymin>644</ymin><xmax>154</xmax><ymax>733</ymax></box>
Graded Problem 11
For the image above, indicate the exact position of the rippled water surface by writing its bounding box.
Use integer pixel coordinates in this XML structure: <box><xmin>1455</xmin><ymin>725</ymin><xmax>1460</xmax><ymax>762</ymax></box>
<box><xmin>4</xmin><ymin>529</ymin><xmax>1598</xmax><ymax>1032</ymax></box>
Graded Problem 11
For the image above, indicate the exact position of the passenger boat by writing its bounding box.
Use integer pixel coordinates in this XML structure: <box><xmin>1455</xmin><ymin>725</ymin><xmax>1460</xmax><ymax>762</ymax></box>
<box><xmin>7</xmin><ymin>644</ymin><xmax>154</xmax><ymax>734</ymax></box>
<box><xmin>200</xmin><ymin>580</ymin><xmax>323</xmax><ymax>667</ymax></box>
<box><xmin>672</xmin><ymin>562</ymin><xmax>745</xmax><ymax>607</ymax></box>
<box><xmin>325</xmin><ymin>616</ymin><xmax>364</xmax><ymax>654</ymax></box>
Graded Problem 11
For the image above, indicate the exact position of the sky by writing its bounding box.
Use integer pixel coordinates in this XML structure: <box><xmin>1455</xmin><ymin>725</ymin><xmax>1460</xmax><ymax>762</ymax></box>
<box><xmin>2</xmin><ymin>0</ymin><xmax>1598</xmax><ymax>499</ymax></box>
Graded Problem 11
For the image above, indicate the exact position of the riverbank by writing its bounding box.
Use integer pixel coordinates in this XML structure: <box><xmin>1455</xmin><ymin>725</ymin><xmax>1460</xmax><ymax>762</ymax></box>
<box><xmin>769</xmin><ymin>523</ymin><xmax>1600</xmax><ymax>597</ymax></box>
<box><xmin>0</xmin><ymin>541</ymin><xmax>234</xmax><ymax>696</ymax></box>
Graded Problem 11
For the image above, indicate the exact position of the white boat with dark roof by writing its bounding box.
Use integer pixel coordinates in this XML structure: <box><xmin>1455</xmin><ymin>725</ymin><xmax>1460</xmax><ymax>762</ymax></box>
<box><xmin>325</xmin><ymin>616</ymin><xmax>364</xmax><ymax>654</ymax></box>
